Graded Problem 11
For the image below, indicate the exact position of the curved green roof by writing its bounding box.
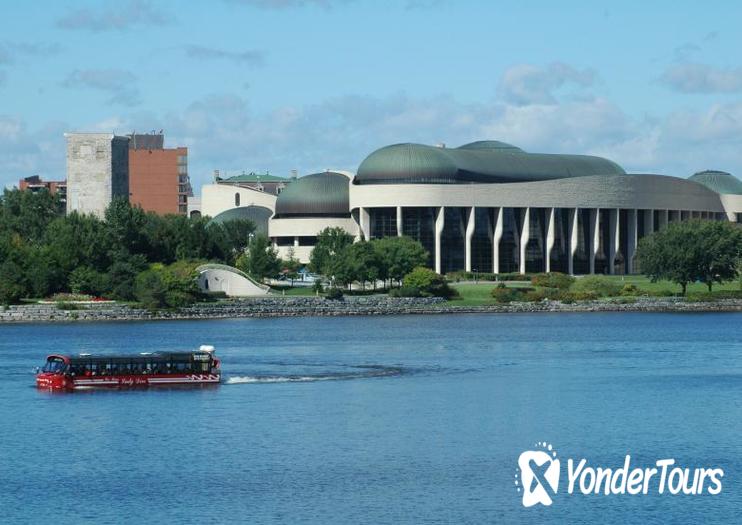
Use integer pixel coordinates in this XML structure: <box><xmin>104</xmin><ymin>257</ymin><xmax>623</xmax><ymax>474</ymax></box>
<box><xmin>274</xmin><ymin>171</ymin><xmax>350</xmax><ymax>217</ymax></box>
<box><xmin>688</xmin><ymin>170</ymin><xmax>742</xmax><ymax>195</ymax></box>
<box><xmin>209</xmin><ymin>205</ymin><xmax>272</xmax><ymax>235</ymax></box>
<box><xmin>458</xmin><ymin>140</ymin><xmax>523</xmax><ymax>151</ymax></box>
<box><xmin>355</xmin><ymin>141</ymin><xmax>625</xmax><ymax>185</ymax></box>
<box><xmin>219</xmin><ymin>172</ymin><xmax>287</xmax><ymax>183</ymax></box>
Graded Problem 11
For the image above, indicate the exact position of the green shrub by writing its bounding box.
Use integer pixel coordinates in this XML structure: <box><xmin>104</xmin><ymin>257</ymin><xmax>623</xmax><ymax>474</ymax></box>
<box><xmin>686</xmin><ymin>290</ymin><xmax>742</xmax><ymax>302</ymax></box>
<box><xmin>55</xmin><ymin>301</ymin><xmax>79</xmax><ymax>310</ymax></box>
<box><xmin>497</xmin><ymin>272</ymin><xmax>532</xmax><ymax>281</ymax></box>
<box><xmin>325</xmin><ymin>287</ymin><xmax>344</xmax><ymax>300</ymax></box>
<box><xmin>69</xmin><ymin>266</ymin><xmax>109</xmax><ymax>297</ymax></box>
<box><xmin>389</xmin><ymin>286</ymin><xmax>421</xmax><ymax>298</ymax></box>
<box><xmin>524</xmin><ymin>289</ymin><xmax>548</xmax><ymax>302</ymax></box>
<box><xmin>404</xmin><ymin>267</ymin><xmax>458</xmax><ymax>298</ymax></box>
<box><xmin>619</xmin><ymin>283</ymin><xmax>641</xmax><ymax>296</ymax></box>
<box><xmin>312</xmin><ymin>281</ymin><xmax>324</xmax><ymax>294</ymax></box>
<box><xmin>570</xmin><ymin>290</ymin><xmax>600</xmax><ymax>301</ymax></box>
<box><xmin>571</xmin><ymin>276</ymin><xmax>622</xmax><ymax>297</ymax></box>
<box><xmin>491</xmin><ymin>284</ymin><xmax>523</xmax><ymax>303</ymax></box>
<box><xmin>531</xmin><ymin>272</ymin><xmax>576</xmax><ymax>290</ymax></box>
<box><xmin>134</xmin><ymin>261</ymin><xmax>203</xmax><ymax>310</ymax></box>
<box><xmin>559</xmin><ymin>294</ymin><xmax>575</xmax><ymax>304</ymax></box>
<box><xmin>647</xmin><ymin>289</ymin><xmax>676</xmax><ymax>297</ymax></box>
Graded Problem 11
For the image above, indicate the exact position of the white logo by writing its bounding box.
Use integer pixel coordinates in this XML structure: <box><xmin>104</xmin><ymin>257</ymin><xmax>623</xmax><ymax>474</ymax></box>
<box><xmin>515</xmin><ymin>442</ymin><xmax>560</xmax><ymax>507</ymax></box>
<box><xmin>516</xmin><ymin>443</ymin><xmax>724</xmax><ymax>508</ymax></box>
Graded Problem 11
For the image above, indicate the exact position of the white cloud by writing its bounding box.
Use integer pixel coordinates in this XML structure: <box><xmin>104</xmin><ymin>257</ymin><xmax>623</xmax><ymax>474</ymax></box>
<box><xmin>223</xmin><ymin>0</ymin><xmax>352</xmax><ymax>8</ymax></box>
<box><xmin>57</xmin><ymin>0</ymin><xmax>168</xmax><ymax>31</ymax></box>
<box><xmin>497</xmin><ymin>63</ymin><xmax>596</xmax><ymax>105</ymax></box>
<box><xmin>5</xmin><ymin>79</ymin><xmax>742</xmax><ymax>190</ymax></box>
<box><xmin>185</xmin><ymin>46</ymin><xmax>265</xmax><ymax>66</ymax></box>
<box><xmin>660</xmin><ymin>63</ymin><xmax>742</xmax><ymax>93</ymax></box>
<box><xmin>63</xmin><ymin>69</ymin><xmax>141</xmax><ymax>106</ymax></box>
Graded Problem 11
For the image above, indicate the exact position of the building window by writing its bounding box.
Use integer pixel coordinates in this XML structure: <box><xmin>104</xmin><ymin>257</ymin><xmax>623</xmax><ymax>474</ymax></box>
<box><xmin>179</xmin><ymin>195</ymin><xmax>187</xmax><ymax>204</ymax></box>
<box><xmin>235</xmin><ymin>193</ymin><xmax>240</xmax><ymax>207</ymax></box>
<box><xmin>275</xmin><ymin>237</ymin><xmax>294</xmax><ymax>246</ymax></box>
<box><xmin>178</xmin><ymin>165</ymin><xmax>188</xmax><ymax>175</ymax></box>
<box><xmin>370</xmin><ymin>207</ymin><xmax>397</xmax><ymax>238</ymax></box>
<box><xmin>737</xmin><ymin>213</ymin><xmax>742</xmax><ymax>224</ymax></box>
<box><xmin>177</xmin><ymin>155</ymin><xmax>187</xmax><ymax>165</ymax></box>
<box><xmin>298</xmin><ymin>236</ymin><xmax>317</xmax><ymax>246</ymax></box>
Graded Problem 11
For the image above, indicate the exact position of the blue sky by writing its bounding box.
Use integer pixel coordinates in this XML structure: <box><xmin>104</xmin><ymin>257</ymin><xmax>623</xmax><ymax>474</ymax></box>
<box><xmin>2</xmin><ymin>0</ymin><xmax>742</xmax><ymax>192</ymax></box>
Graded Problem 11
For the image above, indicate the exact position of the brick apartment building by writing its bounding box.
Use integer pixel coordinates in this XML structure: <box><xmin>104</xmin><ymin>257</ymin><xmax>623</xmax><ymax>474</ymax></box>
<box><xmin>128</xmin><ymin>133</ymin><xmax>191</xmax><ymax>214</ymax></box>
<box><xmin>19</xmin><ymin>175</ymin><xmax>67</xmax><ymax>204</ymax></box>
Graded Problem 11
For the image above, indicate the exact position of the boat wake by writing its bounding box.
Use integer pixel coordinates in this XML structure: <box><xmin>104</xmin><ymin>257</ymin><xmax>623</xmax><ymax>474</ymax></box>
<box><xmin>225</xmin><ymin>364</ymin><xmax>404</xmax><ymax>385</ymax></box>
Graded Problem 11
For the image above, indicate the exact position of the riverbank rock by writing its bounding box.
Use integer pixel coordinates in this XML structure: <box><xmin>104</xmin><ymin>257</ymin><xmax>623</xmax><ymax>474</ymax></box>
<box><xmin>1</xmin><ymin>296</ymin><xmax>740</xmax><ymax>323</ymax></box>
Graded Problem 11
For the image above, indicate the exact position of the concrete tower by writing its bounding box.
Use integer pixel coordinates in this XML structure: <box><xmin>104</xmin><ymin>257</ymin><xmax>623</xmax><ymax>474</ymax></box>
<box><xmin>65</xmin><ymin>133</ymin><xmax>129</xmax><ymax>218</ymax></box>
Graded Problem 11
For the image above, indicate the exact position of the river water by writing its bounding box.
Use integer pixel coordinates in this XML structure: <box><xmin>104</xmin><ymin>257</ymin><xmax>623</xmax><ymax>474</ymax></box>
<box><xmin>0</xmin><ymin>312</ymin><xmax>740</xmax><ymax>524</ymax></box>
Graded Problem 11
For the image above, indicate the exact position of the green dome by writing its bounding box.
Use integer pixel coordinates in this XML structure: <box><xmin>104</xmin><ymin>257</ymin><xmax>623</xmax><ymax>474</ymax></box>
<box><xmin>457</xmin><ymin>140</ymin><xmax>523</xmax><ymax>151</ymax></box>
<box><xmin>274</xmin><ymin>171</ymin><xmax>350</xmax><ymax>217</ymax></box>
<box><xmin>355</xmin><ymin>143</ymin><xmax>459</xmax><ymax>184</ymax></box>
<box><xmin>355</xmin><ymin>141</ymin><xmax>625</xmax><ymax>185</ymax></box>
<box><xmin>689</xmin><ymin>170</ymin><xmax>742</xmax><ymax>195</ymax></box>
<box><xmin>209</xmin><ymin>205</ymin><xmax>272</xmax><ymax>235</ymax></box>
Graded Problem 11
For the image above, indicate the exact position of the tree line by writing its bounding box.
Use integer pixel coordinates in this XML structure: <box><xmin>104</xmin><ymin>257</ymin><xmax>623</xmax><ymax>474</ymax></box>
<box><xmin>0</xmin><ymin>189</ymin><xmax>256</xmax><ymax>304</ymax></box>
<box><xmin>309</xmin><ymin>227</ymin><xmax>429</xmax><ymax>289</ymax></box>
<box><xmin>637</xmin><ymin>219</ymin><xmax>742</xmax><ymax>294</ymax></box>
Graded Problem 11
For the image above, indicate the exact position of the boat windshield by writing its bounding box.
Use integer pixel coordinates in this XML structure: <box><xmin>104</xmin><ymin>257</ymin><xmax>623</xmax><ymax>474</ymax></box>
<box><xmin>41</xmin><ymin>357</ymin><xmax>67</xmax><ymax>374</ymax></box>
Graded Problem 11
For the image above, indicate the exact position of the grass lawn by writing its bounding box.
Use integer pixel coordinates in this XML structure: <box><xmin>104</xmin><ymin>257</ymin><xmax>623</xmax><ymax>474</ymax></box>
<box><xmin>447</xmin><ymin>275</ymin><xmax>742</xmax><ymax>306</ymax></box>
<box><xmin>447</xmin><ymin>283</ymin><xmax>503</xmax><ymax>306</ymax></box>
<box><xmin>595</xmin><ymin>275</ymin><xmax>741</xmax><ymax>294</ymax></box>
<box><xmin>269</xmin><ymin>285</ymin><xmax>320</xmax><ymax>296</ymax></box>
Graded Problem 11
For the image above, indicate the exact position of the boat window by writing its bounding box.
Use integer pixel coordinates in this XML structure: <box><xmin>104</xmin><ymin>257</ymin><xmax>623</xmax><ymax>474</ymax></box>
<box><xmin>42</xmin><ymin>357</ymin><xmax>66</xmax><ymax>374</ymax></box>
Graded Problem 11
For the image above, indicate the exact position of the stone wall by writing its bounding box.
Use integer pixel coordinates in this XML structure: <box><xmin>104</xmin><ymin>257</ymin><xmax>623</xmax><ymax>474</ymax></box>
<box><xmin>1</xmin><ymin>296</ymin><xmax>741</xmax><ymax>324</ymax></box>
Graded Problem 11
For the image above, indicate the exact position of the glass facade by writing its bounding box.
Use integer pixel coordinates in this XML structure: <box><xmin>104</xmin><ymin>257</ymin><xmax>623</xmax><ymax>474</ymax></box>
<box><xmin>441</xmin><ymin>207</ymin><xmax>466</xmax><ymax>274</ymax></box>
<box><xmin>471</xmin><ymin>208</ymin><xmax>492</xmax><ymax>273</ymax></box>
<box><xmin>358</xmin><ymin>205</ymin><xmax>729</xmax><ymax>276</ymax></box>
<box><xmin>402</xmin><ymin>207</ymin><xmax>435</xmax><ymax>267</ymax></box>
<box><xmin>524</xmin><ymin>208</ymin><xmax>545</xmax><ymax>273</ymax></box>
<box><xmin>369</xmin><ymin>208</ymin><xmax>398</xmax><ymax>238</ymax></box>
<box><xmin>573</xmin><ymin>209</ymin><xmax>591</xmax><ymax>275</ymax></box>
<box><xmin>549</xmin><ymin>208</ymin><xmax>569</xmax><ymax>274</ymax></box>
<box><xmin>498</xmin><ymin>208</ymin><xmax>520</xmax><ymax>273</ymax></box>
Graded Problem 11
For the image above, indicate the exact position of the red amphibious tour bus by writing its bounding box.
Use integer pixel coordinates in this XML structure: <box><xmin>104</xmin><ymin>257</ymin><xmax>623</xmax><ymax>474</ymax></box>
<box><xmin>36</xmin><ymin>345</ymin><xmax>221</xmax><ymax>390</ymax></box>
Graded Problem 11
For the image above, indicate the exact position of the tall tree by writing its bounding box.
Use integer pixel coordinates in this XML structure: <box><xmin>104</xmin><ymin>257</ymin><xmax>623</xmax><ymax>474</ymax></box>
<box><xmin>236</xmin><ymin>234</ymin><xmax>280</xmax><ymax>280</ymax></box>
<box><xmin>309</xmin><ymin>227</ymin><xmax>354</xmax><ymax>276</ymax></box>
<box><xmin>373</xmin><ymin>236</ymin><xmax>429</xmax><ymax>287</ymax></box>
<box><xmin>637</xmin><ymin>220</ymin><xmax>742</xmax><ymax>294</ymax></box>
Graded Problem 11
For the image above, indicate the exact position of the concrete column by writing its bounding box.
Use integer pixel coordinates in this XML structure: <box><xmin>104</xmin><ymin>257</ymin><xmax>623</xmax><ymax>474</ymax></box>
<box><xmin>626</xmin><ymin>209</ymin><xmax>637</xmax><ymax>274</ymax></box>
<box><xmin>464</xmin><ymin>207</ymin><xmax>475</xmax><ymax>272</ymax></box>
<box><xmin>359</xmin><ymin>207</ymin><xmax>371</xmax><ymax>241</ymax></box>
<box><xmin>643</xmin><ymin>209</ymin><xmax>654</xmax><ymax>236</ymax></box>
<box><xmin>608</xmin><ymin>208</ymin><xmax>619</xmax><ymax>275</ymax></box>
<box><xmin>567</xmin><ymin>208</ymin><xmax>578</xmax><ymax>275</ymax></box>
<box><xmin>589</xmin><ymin>208</ymin><xmax>599</xmax><ymax>274</ymax></box>
<box><xmin>492</xmin><ymin>207</ymin><xmax>503</xmax><ymax>274</ymax></box>
<box><xmin>544</xmin><ymin>207</ymin><xmax>555</xmax><ymax>273</ymax></box>
<box><xmin>658</xmin><ymin>209</ymin><xmax>669</xmax><ymax>229</ymax></box>
<box><xmin>434</xmin><ymin>206</ymin><xmax>445</xmax><ymax>274</ymax></box>
<box><xmin>396</xmin><ymin>206</ymin><xmax>403</xmax><ymax>237</ymax></box>
<box><xmin>519</xmin><ymin>208</ymin><xmax>530</xmax><ymax>275</ymax></box>
<box><xmin>294</xmin><ymin>236</ymin><xmax>299</xmax><ymax>247</ymax></box>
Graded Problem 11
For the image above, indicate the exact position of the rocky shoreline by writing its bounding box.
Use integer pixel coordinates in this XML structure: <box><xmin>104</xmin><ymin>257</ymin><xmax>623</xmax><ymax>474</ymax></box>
<box><xmin>1</xmin><ymin>296</ymin><xmax>741</xmax><ymax>323</ymax></box>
